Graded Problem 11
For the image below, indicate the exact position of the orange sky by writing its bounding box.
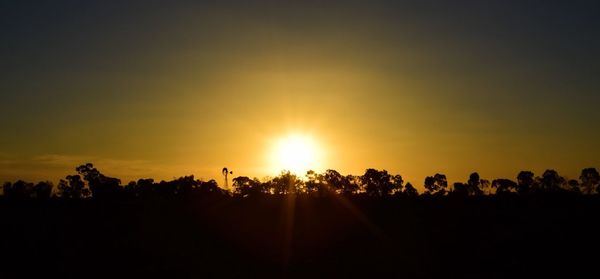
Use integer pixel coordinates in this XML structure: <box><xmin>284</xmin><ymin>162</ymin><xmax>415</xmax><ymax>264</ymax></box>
<box><xmin>1</xmin><ymin>1</ymin><xmax>599</xmax><ymax>189</ymax></box>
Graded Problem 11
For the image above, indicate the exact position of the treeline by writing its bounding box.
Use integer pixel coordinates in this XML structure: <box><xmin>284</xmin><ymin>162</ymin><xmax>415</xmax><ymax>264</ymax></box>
<box><xmin>2</xmin><ymin>163</ymin><xmax>600</xmax><ymax>199</ymax></box>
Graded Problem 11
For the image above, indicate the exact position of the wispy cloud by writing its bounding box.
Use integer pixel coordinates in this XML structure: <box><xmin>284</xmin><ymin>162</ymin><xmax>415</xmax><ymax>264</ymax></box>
<box><xmin>0</xmin><ymin>154</ymin><xmax>212</xmax><ymax>183</ymax></box>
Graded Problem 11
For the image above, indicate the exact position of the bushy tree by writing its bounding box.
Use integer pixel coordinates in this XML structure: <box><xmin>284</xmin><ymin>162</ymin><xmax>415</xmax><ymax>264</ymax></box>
<box><xmin>361</xmin><ymin>169</ymin><xmax>401</xmax><ymax>197</ymax></box>
<box><xmin>424</xmin><ymin>173</ymin><xmax>447</xmax><ymax>196</ymax></box>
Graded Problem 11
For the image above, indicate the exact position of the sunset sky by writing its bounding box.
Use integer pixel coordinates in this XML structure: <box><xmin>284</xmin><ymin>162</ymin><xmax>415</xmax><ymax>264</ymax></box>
<box><xmin>1</xmin><ymin>1</ymin><xmax>599</xmax><ymax>187</ymax></box>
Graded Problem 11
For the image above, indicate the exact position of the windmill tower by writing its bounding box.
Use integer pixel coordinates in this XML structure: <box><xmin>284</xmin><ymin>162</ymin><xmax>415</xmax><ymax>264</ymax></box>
<box><xmin>222</xmin><ymin>167</ymin><xmax>232</xmax><ymax>189</ymax></box>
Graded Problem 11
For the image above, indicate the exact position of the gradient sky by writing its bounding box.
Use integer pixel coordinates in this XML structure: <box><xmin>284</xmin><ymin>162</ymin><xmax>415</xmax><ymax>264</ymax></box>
<box><xmin>1</xmin><ymin>1</ymin><xmax>599</xmax><ymax>187</ymax></box>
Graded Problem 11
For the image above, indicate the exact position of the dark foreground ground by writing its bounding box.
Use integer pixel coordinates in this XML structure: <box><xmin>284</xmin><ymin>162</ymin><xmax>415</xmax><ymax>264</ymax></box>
<box><xmin>1</xmin><ymin>195</ymin><xmax>599</xmax><ymax>278</ymax></box>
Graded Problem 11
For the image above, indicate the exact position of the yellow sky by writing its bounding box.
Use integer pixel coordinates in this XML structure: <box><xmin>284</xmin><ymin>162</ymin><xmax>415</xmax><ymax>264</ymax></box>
<box><xmin>1</xmin><ymin>2</ymin><xmax>599</xmax><ymax>189</ymax></box>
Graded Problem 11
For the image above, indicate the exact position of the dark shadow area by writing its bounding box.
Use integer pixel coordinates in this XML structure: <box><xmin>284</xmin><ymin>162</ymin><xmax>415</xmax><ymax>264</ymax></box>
<box><xmin>2</xmin><ymin>164</ymin><xmax>600</xmax><ymax>278</ymax></box>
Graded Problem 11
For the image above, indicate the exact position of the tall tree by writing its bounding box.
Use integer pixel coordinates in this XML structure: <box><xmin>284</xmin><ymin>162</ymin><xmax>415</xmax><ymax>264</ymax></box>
<box><xmin>76</xmin><ymin>163</ymin><xmax>121</xmax><ymax>199</ymax></box>
<box><xmin>467</xmin><ymin>172</ymin><xmax>483</xmax><ymax>196</ymax></box>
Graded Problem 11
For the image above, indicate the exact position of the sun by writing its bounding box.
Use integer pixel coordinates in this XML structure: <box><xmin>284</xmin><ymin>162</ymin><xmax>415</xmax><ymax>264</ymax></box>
<box><xmin>270</xmin><ymin>134</ymin><xmax>322</xmax><ymax>175</ymax></box>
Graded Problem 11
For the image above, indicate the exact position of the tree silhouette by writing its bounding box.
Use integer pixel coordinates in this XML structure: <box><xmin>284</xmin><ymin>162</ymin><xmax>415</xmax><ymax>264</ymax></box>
<box><xmin>199</xmin><ymin>179</ymin><xmax>222</xmax><ymax>195</ymax></box>
<box><xmin>76</xmin><ymin>163</ymin><xmax>121</xmax><ymax>199</ymax></box>
<box><xmin>232</xmin><ymin>176</ymin><xmax>262</xmax><ymax>197</ymax></box>
<box><xmin>452</xmin><ymin>182</ymin><xmax>468</xmax><ymax>197</ymax></box>
<box><xmin>539</xmin><ymin>170</ymin><xmax>564</xmax><ymax>193</ymax></box>
<box><xmin>124</xmin><ymin>181</ymin><xmax>139</xmax><ymax>198</ymax></box>
<box><xmin>3</xmin><ymin>180</ymin><xmax>34</xmax><ymax>199</ymax></box>
<box><xmin>492</xmin><ymin>179</ymin><xmax>517</xmax><ymax>195</ymax></box>
<box><xmin>2</xmin><ymin>182</ymin><xmax>11</xmax><ymax>197</ymax></box>
<box><xmin>480</xmin><ymin>179</ymin><xmax>491</xmax><ymax>195</ymax></box>
<box><xmin>259</xmin><ymin>179</ymin><xmax>275</xmax><ymax>195</ymax></box>
<box><xmin>156</xmin><ymin>180</ymin><xmax>177</xmax><ymax>197</ymax></box>
<box><xmin>467</xmin><ymin>172</ymin><xmax>484</xmax><ymax>196</ymax></box>
<box><xmin>403</xmin><ymin>182</ymin><xmax>418</xmax><ymax>197</ymax></box>
<box><xmin>3</xmin><ymin>164</ymin><xmax>600</xmax><ymax>279</ymax></box>
<box><xmin>305</xmin><ymin>170</ymin><xmax>326</xmax><ymax>196</ymax></box>
<box><xmin>344</xmin><ymin>174</ymin><xmax>361</xmax><ymax>195</ymax></box>
<box><xmin>57</xmin><ymin>175</ymin><xmax>86</xmax><ymax>199</ymax></box>
<box><xmin>452</xmin><ymin>174</ymin><xmax>487</xmax><ymax>197</ymax></box>
<box><xmin>272</xmin><ymin>171</ymin><xmax>302</xmax><ymax>195</ymax></box>
<box><xmin>137</xmin><ymin>178</ymin><xmax>155</xmax><ymax>197</ymax></box>
<box><xmin>580</xmin><ymin>168</ymin><xmax>600</xmax><ymax>195</ymax></box>
<box><xmin>424</xmin><ymin>173</ymin><xmax>447</xmax><ymax>196</ymax></box>
<box><xmin>33</xmin><ymin>181</ymin><xmax>53</xmax><ymax>199</ymax></box>
<box><xmin>324</xmin><ymin>169</ymin><xmax>346</xmax><ymax>194</ymax></box>
<box><xmin>173</xmin><ymin>175</ymin><xmax>198</xmax><ymax>197</ymax></box>
<box><xmin>361</xmin><ymin>169</ymin><xmax>401</xmax><ymax>197</ymax></box>
<box><xmin>567</xmin><ymin>179</ymin><xmax>581</xmax><ymax>193</ymax></box>
<box><xmin>517</xmin><ymin>171</ymin><xmax>535</xmax><ymax>195</ymax></box>
<box><xmin>2</xmin><ymin>164</ymin><xmax>599</xmax><ymax>200</ymax></box>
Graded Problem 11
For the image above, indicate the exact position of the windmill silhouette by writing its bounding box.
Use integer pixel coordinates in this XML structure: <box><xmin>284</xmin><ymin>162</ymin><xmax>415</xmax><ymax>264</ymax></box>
<box><xmin>222</xmin><ymin>167</ymin><xmax>232</xmax><ymax>188</ymax></box>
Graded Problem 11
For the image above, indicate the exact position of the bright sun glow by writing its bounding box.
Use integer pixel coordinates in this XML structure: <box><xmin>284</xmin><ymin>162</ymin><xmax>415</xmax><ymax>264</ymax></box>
<box><xmin>270</xmin><ymin>134</ymin><xmax>322</xmax><ymax>175</ymax></box>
